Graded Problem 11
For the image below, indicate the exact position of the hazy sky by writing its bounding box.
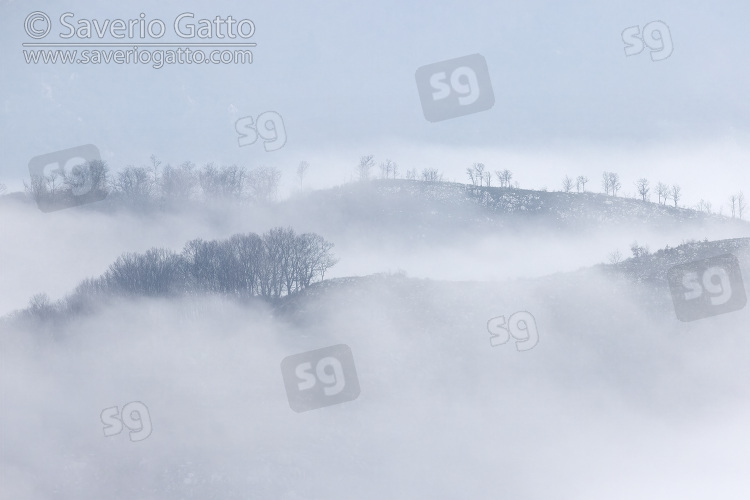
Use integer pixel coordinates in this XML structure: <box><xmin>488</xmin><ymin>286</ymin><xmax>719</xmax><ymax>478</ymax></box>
<box><xmin>2</xmin><ymin>3</ymin><xmax>750</xmax><ymax>497</ymax></box>
<box><xmin>1</xmin><ymin>0</ymin><xmax>748</xmax><ymax>204</ymax></box>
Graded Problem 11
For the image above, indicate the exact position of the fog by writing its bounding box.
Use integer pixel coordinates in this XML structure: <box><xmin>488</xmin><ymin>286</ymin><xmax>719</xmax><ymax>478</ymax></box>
<box><xmin>2</xmin><ymin>190</ymin><xmax>750</xmax><ymax>498</ymax></box>
<box><xmin>2</xmin><ymin>185</ymin><xmax>747</xmax><ymax>316</ymax></box>
<box><xmin>3</xmin><ymin>0</ymin><xmax>750</xmax><ymax>497</ymax></box>
<box><xmin>2</xmin><ymin>243</ymin><xmax>749</xmax><ymax>499</ymax></box>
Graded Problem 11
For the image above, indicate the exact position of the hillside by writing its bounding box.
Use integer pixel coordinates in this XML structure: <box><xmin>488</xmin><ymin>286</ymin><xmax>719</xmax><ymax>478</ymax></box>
<box><xmin>284</xmin><ymin>180</ymin><xmax>747</xmax><ymax>234</ymax></box>
<box><xmin>276</xmin><ymin>236</ymin><xmax>750</xmax><ymax>322</ymax></box>
<box><xmin>4</xmin><ymin>179</ymin><xmax>749</xmax><ymax>236</ymax></box>
<box><xmin>6</xmin><ymin>236</ymin><xmax>747</xmax><ymax>336</ymax></box>
<box><xmin>2</xmin><ymin>191</ymin><xmax>749</xmax><ymax>500</ymax></box>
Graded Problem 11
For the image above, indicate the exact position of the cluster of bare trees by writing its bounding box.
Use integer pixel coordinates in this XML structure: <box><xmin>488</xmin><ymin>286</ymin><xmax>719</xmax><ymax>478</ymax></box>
<box><xmin>465</xmin><ymin>163</ymin><xmax>514</xmax><ymax>188</ymax></box>
<box><xmin>694</xmin><ymin>199</ymin><xmax>713</xmax><ymax>214</ymax></box>
<box><xmin>496</xmin><ymin>169</ymin><xmax>514</xmax><ymax>187</ymax></box>
<box><xmin>379</xmin><ymin>158</ymin><xmax>399</xmax><ymax>180</ymax></box>
<box><xmin>115</xmin><ymin>156</ymin><xmax>282</xmax><ymax>205</ymax></box>
<box><xmin>635</xmin><ymin>178</ymin><xmax>682</xmax><ymax>207</ymax></box>
<box><xmin>600</xmin><ymin>171</ymin><xmax>622</xmax><ymax>196</ymax></box>
<box><xmin>24</xmin><ymin>159</ymin><xmax>109</xmax><ymax>210</ymax></box>
<box><xmin>71</xmin><ymin>228</ymin><xmax>337</xmax><ymax>303</ymax></box>
<box><xmin>561</xmin><ymin>175</ymin><xmax>590</xmax><ymax>193</ymax></box>
<box><xmin>591</xmin><ymin>172</ymin><xmax>683</xmax><ymax>207</ymax></box>
<box><xmin>357</xmin><ymin>155</ymin><xmax>376</xmax><ymax>181</ymax></box>
<box><xmin>421</xmin><ymin>168</ymin><xmax>442</xmax><ymax>182</ymax></box>
<box><xmin>629</xmin><ymin>241</ymin><xmax>651</xmax><ymax>258</ymax></box>
<box><xmin>356</xmin><ymin>155</ymin><xmax>442</xmax><ymax>183</ymax></box>
<box><xmin>466</xmin><ymin>163</ymin><xmax>490</xmax><ymax>186</ymax></box>
<box><xmin>607</xmin><ymin>241</ymin><xmax>652</xmax><ymax>264</ymax></box>
<box><xmin>728</xmin><ymin>192</ymin><xmax>746</xmax><ymax>219</ymax></box>
<box><xmin>619</xmin><ymin>176</ymin><xmax>744</xmax><ymax>218</ymax></box>
<box><xmin>24</xmin><ymin>155</ymin><xmax>283</xmax><ymax>208</ymax></box>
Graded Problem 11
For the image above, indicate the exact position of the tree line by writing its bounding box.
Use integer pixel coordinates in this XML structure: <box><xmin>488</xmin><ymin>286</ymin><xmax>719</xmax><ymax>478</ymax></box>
<box><xmin>558</xmin><ymin>171</ymin><xmax>746</xmax><ymax>219</ymax></box>
<box><xmin>354</xmin><ymin>154</ymin><xmax>446</xmax><ymax>183</ymax></box>
<box><xmin>19</xmin><ymin>153</ymin><xmax>746</xmax><ymax>219</ymax></box>
<box><xmin>20</xmin><ymin>227</ymin><xmax>338</xmax><ymax>322</ymax></box>
<box><xmin>24</xmin><ymin>155</ymin><xmax>283</xmax><ymax>208</ymax></box>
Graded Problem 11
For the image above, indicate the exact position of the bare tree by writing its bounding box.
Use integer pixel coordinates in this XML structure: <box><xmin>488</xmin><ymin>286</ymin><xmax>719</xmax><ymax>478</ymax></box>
<box><xmin>144</xmin><ymin>154</ymin><xmax>162</xmax><ymax>196</ymax></box>
<box><xmin>198</xmin><ymin>164</ymin><xmax>247</xmax><ymax>201</ymax></box>
<box><xmin>25</xmin><ymin>159</ymin><xmax>109</xmax><ymax>210</ymax></box>
<box><xmin>105</xmin><ymin>248</ymin><xmax>187</xmax><ymax>297</ymax></box>
<box><xmin>0</xmin><ymin>183</ymin><xmax>6</xmax><ymax>195</ymax></box>
<box><xmin>421</xmin><ymin>168</ymin><xmax>442</xmax><ymax>182</ymax></box>
<box><xmin>466</xmin><ymin>167</ymin><xmax>476</xmax><ymax>186</ymax></box>
<box><xmin>114</xmin><ymin>166</ymin><xmax>153</xmax><ymax>203</ymax></box>
<box><xmin>670</xmin><ymin>184</ymin><xmax>682</xmax><ymax>208</ymax></box>
<box><xmin>609</xmin><ymin>172</ymin><xmax>621</xmax><ymax>196</ymax></box>
<box><xmin>405</xmin><ymin>168</ymin><xmax>417</xmax><ymax>180</ymax></box>
<box><xmin>728</xmin><ymin>194</ymin><xmax>738</xmax><ymax>218</ymax></box>
<box><xmin>495</xmin><ymin>169</ymin><xmax>513</xmax><ymax>188</ymax></box>
<box><xmin>27</xmin><ymin>293</ymin><xmax>56</xmax><ymax>321</ymax></box>
<box><xmin>380</xmin><ymin>159</ymin><xmax>399</xmax><ymax>179</ymax></box>
<box><xmin>656</xmin><ymin>182</ymin><xmax>669</xmax><ymax>204</ymax></box>
<box><xmin>562</xmin><ymin>175</ymin><xmax>574</xmax><ymax>193</ymax></box>
<box><xmin>630</xmin><ymin>241</ymin><xmax>650</xmax><ymax>258</ymax></box>
<box><xmin>502</xmin><ymin>169</ymin><xmax>513</xmax><ymax>188</ymax></box>
<box><xmin>303</xmin><ymin>233</ymin><xmax>338</xmax><ymax>282</ymax></box>
<box><xmin>601</xmin><ymin>171</ymin><xmax>611</xmax><ymax>195</ymax></box>
<box><xmin>221</xmin><ymin>165</ymin><xmax>248</xmax><ymax>200</ymax></box>
<box><xmin>297</xmin><ymin>161</ymin><xmax>310</xmax><ymax>188</ymax></box>
<box><xmin>607</xmin><ymin>249</ymin><xmax>623</xmax><ymax>264</ymax></box>
<box><xmin>161</xmin><ymin>161</ymin><xmax>197</xmax><ymax>202</ymax></box>
<box><xmin>695</xmin><ymin>199</ymin><xmax>712</xmax><ymax>214</ymax></box>
<box><xmin>246</xmin><ymin>166</ymin><xmax>281</xmax><ymax>203</ymax></box>
<box><xmin>473</xmin><ymin>163</ymin><xmax>485</xmax><ymax>186</ymax></box>
<box><xmin>484</xmin><ymin>171</ymin><xmax>491</xmax><ymax>187</ymax></box>
<box><xmin>24</xmin><ymin>174</ymin><xmax>47</xmax><ymax>203</ymax></box>
<box><xmin>357</xmin><ymin>155</ymin><xmax>374</xmax><ymax>182</ymax></box>
<box><xmin>226</xmin><ymin>232</ymin><xmax>264</xmax><ymax>296</ymax></box>
<box><xmin>636</xmin><ymin>178</ymin><xmax>650</xmax><ymax>201</ymax></box>
<box><xmin>576</xmin><ymin>175</ymin><xmax>588</xmax><ymax>193</ymax></box>
<box><xmin>379</xmin><ymin>159</ymin><xmax>390</xmax><ymax>179</ymax></box>
<box><xmin>182</xmin><ymin>238</ymin><xmax>223</xmax><ymax>293</ymax></box>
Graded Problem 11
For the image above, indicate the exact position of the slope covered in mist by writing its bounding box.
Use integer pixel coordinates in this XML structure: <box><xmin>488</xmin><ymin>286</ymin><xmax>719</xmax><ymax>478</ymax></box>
<box><xmin>2</xmin><ymin>170</ymin><xmax>749</xmax><ymax>499</ymax></box>
<box><xmin>4</xmin><ymin>179</ymin><xmax>747</xmax><ymax>312</ymax></box>
<box><xmin>283</xmin><ymin>179</ymin><xmax>747</xmax><ymax>236</ymax></box>
<box><xmin>2</xmin><ymin>230</ymin><xmax>748</xmax><ymax>499</ymax></box>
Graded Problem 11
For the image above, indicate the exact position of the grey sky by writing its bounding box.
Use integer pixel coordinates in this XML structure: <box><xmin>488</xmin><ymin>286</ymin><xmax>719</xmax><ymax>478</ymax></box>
<box><xmin>2</xmin><ymin>4</ymin><xmax>750</xmax><ymax>497</ymax></box>
<box><xmin>1</xmin><ymin>0</ymin><xmax>748</xmax><ymax>205</ymax></box>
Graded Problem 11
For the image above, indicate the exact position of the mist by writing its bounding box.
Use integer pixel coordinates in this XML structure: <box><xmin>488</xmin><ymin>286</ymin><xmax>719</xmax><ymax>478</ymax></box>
<box><xmin>2</xmin><ymin>244</ymin><xmax>749</xmax><ymax>499</ymax></box>
<box><xmin>3</xmin><ymin>0</ymin><xmax>750</xmax><ymax>498</ymax></box>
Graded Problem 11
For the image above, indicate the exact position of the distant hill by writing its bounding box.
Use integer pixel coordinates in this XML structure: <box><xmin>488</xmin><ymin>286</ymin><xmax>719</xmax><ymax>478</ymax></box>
<box><xmin>5</xmin><ymin>180</ymin><xmax>749</xmax><ymax>235</ymax></box>
<box><xmin>275</xmin><ymin>236</ymin><xmax>750</xmax><ymax>325</ymax></box>
<box><xmin>278</xmin><ymin>180</ymin><xmax>750</xmax><ymax>237</ymax></box>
